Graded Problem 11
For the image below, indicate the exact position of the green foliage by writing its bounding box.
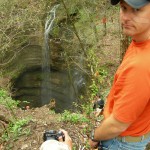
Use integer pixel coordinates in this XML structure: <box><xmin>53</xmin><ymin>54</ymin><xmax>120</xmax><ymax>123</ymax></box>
<box><xmin>61</xmin><ymin>110</ymin><xmax>89</xmax><ymax>124</ymax></box>
<box><xmin>87</xmin><ymin>48</ymin><xmax>99</xmax><ymax>74</ymax></box>
<box><xmin>89</xmin><ymin>79</ymin><xmax>99</xmax><ymax>97</ymax></box>
<box><xmin>81</xmin><ymin>103</ymin><xmax>93</xmax><ymax>116</ymax></box>
<box><xmin>0</xmin><ymin>0</ymin><xmax>47</xmax><ymax>65</ymax></box>
<box><xmin>87</xmin><ymin>47</ymin><xmax>108</xmax><ymax>98</ymax></box>
<box><xmin>48</xmin><ymin>110</ymin><xmax>56</xmax><ymax>115</ymax></box>
<box><xmin>0</xmin><ymin>89</ymin><xmax>19</xmax><ymax>109</ymax></box>
<box><xmin>2</xmin><ymin>118</ymin><xmax>31</xmax><ymax>141</ymax></box>
<box><xmin>0</xmin><ymin>89</ymin><xmax>31</xmax><ymax>142</ymax></box>
<box><xmin>73</xmin><ymin>101</ymin><xmax>93</xmax><ymax>116</ymax></box>
<box><xmin>98</xmin><ymin>68</ymin><xmax>108</xmax><ymax>84</ymax></box>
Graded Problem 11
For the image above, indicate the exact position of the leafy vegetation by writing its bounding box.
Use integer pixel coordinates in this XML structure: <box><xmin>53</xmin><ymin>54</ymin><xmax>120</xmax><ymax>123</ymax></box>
<box><xmin>61</xmin><ymin>110</ymin><xmax>89</xmax><ymax>124</ymax></box>
<box><xmin>0</xmin><ymin>0</ymin><xmax>48</xmax><ymax>67</ymax></box>
<box><xmin>0</xmin><ymin>89</ymin><xmax>19</xmax><ymax>118</ymax></box>
<box><xmin>0</xmin><ymin>89</ymin><xmax>31</xmax><ymax>143</ymax></box>
<box><xmin>2</xmin><ymin>118</ymin><xmax>31</xmax><ymax>142</ymax></box>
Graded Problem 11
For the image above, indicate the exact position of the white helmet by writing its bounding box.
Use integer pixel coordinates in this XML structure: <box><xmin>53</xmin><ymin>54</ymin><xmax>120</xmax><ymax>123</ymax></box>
<box><xmin>40</xmin><ymin>140</ymin><xmax>70</xmax><ymax>150</ymax></box>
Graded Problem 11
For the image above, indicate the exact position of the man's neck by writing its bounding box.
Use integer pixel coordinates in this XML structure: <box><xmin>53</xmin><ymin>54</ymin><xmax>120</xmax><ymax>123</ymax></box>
<box><xmin>132</xmin><ymin>32</ymin><xmax>150</xmax><ymax>43</ymax></box>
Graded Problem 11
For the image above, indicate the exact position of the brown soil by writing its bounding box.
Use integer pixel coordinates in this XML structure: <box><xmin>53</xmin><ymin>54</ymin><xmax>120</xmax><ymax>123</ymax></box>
<box><xmin>0</xmin><ymin>105</ymin><xmax>150</xmax><ymax>150</ymax></box>
<box><xmin>0</xmin><ymin>105</ymin><xmax>91</xmax><ymax>150</ymax></box>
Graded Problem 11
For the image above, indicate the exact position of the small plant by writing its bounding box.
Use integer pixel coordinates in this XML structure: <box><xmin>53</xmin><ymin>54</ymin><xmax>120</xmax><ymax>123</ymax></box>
<box><xmin>0</xmin><ymin>89</ymin><xmax>20</xmax><ymax>120</ymax></box>
<box><xmin>49</xmin><ymin>110</ymin><xmax>56</xmax><ymax>115</ymax></box>
<box><xmin>0</xmin><ymin>89</ymin><xmax>20</xmax><ymax>109</ymax></box>
<box><xmin>61</xmin><ymin>110</ymin><xmax>89</xmax><ymax>124</ymax></box>
<box><xmin>10</xmin><ymin>118</ymin><xmax>30</xmax><ymax>136</ymax></box>
<box><xmin>2</xmin><ymin>118</ymin><xmax>31</xmax><ymax>141</ymax></box>
<box><xmin>81</xmin><ymin>103</ymin><xmax>93</xmax><ymax>117</ymax></box>
<box><xmin>89</xmin><ymin>79</ymin><xmax>99</xmax><ymax>98</ymax></box>
<box><xmin>98</xmin><ymin>68</ymin><xmax>108</xmax><ymax>83</ymax></box>
<box><xmin>0</xmin><ymin>89</ymin><xmax>31</xmax><ymax>142</ymax></box>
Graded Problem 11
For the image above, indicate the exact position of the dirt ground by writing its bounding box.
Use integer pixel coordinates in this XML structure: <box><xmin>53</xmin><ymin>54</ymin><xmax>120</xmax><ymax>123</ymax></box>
<box><xmin>0</xmin><ymin>104</ymin><xmax>150</xmax><ymax>150</ymax></box>
<box><xmin>0</xmin><ymin>105</ymin><xmax>91</xmax><ymax>150</ymax></box>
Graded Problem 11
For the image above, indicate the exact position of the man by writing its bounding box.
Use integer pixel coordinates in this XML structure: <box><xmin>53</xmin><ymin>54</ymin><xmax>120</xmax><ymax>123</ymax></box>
<box><xmin>40</xmin><ymin>129</ymin><xmax>72</xmax><ymax>150</ymax></box>
<box><xmin>89</xmin><ymin>0</ymin><xmax>150</xmax><ymax>149</ymax></box>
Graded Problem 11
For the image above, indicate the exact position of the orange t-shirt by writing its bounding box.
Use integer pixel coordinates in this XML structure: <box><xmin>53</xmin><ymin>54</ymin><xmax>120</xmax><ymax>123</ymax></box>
<box><xmin>103</xmin><ymin>39</ymin><xmax>150</xmax><ymax>136</ymax></box>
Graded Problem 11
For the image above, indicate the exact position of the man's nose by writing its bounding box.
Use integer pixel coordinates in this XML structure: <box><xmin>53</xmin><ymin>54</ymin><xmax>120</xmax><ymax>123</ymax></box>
<box><xmin>121</xmin><ymin>11</ymin><xmax>132</xmax><ymax>22</ymax></box>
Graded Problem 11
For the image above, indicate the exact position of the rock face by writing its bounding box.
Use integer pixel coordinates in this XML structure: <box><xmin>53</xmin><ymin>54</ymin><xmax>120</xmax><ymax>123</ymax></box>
<box><xmin>2</xmin><ymin>3</ymin><xmax>89</xmax><ymax>112</ymax></box>
<box><xmin>10</xmin><ymin>41</ymin><xmax>87</xmax><ymax>112</ymax></box>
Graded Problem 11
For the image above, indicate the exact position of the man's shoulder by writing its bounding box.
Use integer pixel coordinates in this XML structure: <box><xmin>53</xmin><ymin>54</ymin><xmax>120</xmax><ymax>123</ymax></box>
<box><xmin>136</xmin><ymin>51</ymin><xmax>150</xmax><ymax>68</ymax></box>
<box><xmin>117</xmin><ymin>54</ymin><xmax>150</xmax><ymax>76</ymax></box>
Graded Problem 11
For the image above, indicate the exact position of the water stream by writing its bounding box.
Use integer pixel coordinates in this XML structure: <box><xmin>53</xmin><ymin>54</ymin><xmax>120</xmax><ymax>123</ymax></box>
<box><xmin>41</xmin><ymin>5</ymin><xmax>59</xmax><ymax>105</ymax></box>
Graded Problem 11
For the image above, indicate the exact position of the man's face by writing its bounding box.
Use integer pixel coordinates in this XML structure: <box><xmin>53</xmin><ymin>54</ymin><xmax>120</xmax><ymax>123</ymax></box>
<box><xmin>120</xmin><ymin>0</ymin><xmax>150</xmax><ymax>41</ymax></box>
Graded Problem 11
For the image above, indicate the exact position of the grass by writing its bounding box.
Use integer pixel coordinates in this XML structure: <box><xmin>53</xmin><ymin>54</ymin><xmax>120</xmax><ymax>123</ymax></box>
<box><xmin>61</xmin><ymin>110</ymin><xmax>89</xmax><ymax>124</ymax></box>
<box><xmin>0</xmin><ymin>89</ymin><xmax>31</xmax><ymax>142</ymax></box>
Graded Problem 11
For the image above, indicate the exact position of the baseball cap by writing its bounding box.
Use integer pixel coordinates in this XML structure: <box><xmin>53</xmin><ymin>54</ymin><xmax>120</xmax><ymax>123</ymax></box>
<box><xmin>111</xmin><ymin>0</ymin><xmax>150</xmax><ymax>8</ymax></box>
<box><xmin>40</xmin><ymin>140</ymin><xmax>70</xmax><ymax>150</ymax></box>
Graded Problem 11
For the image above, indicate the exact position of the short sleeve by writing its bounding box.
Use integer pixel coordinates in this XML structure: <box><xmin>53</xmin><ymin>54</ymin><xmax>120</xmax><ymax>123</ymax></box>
<box><xmin>113</xmin><ymin>62</ymin><xmax>150</xmax><ymax>123</ymax></box>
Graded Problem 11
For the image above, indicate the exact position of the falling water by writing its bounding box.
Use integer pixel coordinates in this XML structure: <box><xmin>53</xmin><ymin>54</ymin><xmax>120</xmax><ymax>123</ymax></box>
<box><xmin>41</xmin><ymin>5</ymin><xmax>59</xmax><ymax>104</ymax></box>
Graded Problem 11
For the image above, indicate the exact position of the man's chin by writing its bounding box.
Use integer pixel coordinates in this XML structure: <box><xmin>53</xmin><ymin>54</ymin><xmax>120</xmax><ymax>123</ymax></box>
<box><xmin>122</xmin><ymin>30</ymin><xmax>133</xmax><ymax>37</ymax></box>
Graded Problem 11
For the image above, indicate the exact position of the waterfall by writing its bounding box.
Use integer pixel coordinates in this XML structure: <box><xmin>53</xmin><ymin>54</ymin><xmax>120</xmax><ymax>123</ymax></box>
<box><xmin>41</xmin><ymin>5</ymin><xmax>59</xmax><ymax>105</ymax></box>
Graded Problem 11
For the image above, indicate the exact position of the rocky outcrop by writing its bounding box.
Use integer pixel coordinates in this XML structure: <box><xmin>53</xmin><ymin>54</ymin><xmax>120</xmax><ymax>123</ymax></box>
<box><xmin>1</xmin><ymin>1</ymin><xmax>91</xmax><ymax>112</ymax></box>
<box><xmin>9</xmin><ymin>38</ymin><xmax>87</xmax><ymax>112</ymax></box>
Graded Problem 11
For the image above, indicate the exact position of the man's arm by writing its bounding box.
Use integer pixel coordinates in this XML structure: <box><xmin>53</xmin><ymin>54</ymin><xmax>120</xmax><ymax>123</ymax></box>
<box><xmin>94</xmin><ymin>114</ymin><xmax>131</xmax><ymax>140</ymax></box>
<box><xmin>89</xmin><ymin>114</ymin><xmax>131</xmax><ymax>148</ymax></box>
